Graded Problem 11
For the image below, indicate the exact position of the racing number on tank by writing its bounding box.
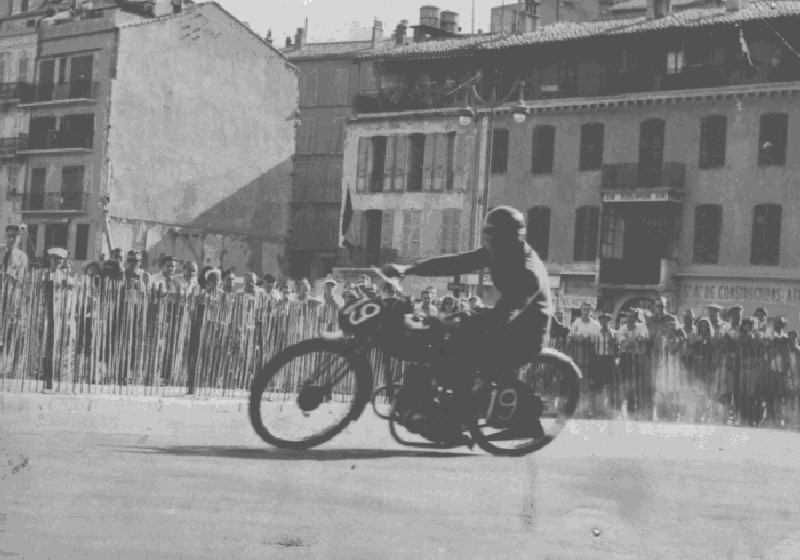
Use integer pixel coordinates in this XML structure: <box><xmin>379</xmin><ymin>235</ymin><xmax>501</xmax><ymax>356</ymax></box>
<box><xmin>345</xmin><ymin>301</ymin><xmax>382</xmax><ymax>326</ymax></box>
<box><xmin>487</xmin><ymin>388</ymin><xmax>518</xmax><ymax>422</ymax></box>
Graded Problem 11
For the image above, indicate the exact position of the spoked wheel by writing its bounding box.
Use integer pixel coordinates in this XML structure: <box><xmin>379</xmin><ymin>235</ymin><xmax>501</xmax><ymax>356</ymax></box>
<box><xmin>468</xmin><ymin>348</ymin><xmax>581</xmax><ymax>457</ymax></box>
<box><xmin>249</xmin><ymin>339</ymin><xmax>373</xmax><ymax>450</ymax></box>
<box><xmin>371</xmin><ymin>383</ymin><xmax>403</xmax><ymax>420</ymax></box>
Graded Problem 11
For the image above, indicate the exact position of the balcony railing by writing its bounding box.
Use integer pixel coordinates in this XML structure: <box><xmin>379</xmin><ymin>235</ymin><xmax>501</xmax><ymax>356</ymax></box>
<box><xmin>353</xmin><ymin>86</ymin><xmax>463</xmax><ymax>114</ymax></box>
<box><xmin>0</xmin><ymin>81</ymin><xmax>26</xmax><ymax>101</ymax></box>
<box><xmin>21</xmin><ymin>192</ymin><xmax>89</xmax><ymax>212</ymax></box>
<box><xmin>337</xmin><ymin>248</ymin><xmax>398</xmax><ymax>268</ymax></box>
<box><xmin>601</xmin><ymin>162</ymin><xmax>685</xmax><ymax>190</ymax></box>
<box><xmin>598</xmin><ymin>257</ymin><xmax>676</xmax><ymax>286</ymax></box>
<box><xmin>20</xmin><ymin>81</ymin><xmax>99</xmax><ymax>104</ymax></box>
<box><xmin>0</xmin><ymin>135</ymin><xmax>24</xmax><ymax>156</ymax></box>
<box><xmin>20</xmin><ymin>131</ymin><xmax>93</xmax><ymax>152</ymax></box>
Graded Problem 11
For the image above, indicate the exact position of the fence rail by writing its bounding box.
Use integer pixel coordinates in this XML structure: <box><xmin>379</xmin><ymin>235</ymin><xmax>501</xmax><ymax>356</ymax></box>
<box><xmin>1</xmin><ymin>271</ymin><xmax>798</xmax><ymax>429</ymax></box>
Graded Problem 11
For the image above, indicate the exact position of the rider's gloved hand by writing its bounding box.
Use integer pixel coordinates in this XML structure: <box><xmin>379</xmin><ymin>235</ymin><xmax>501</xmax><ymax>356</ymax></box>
<box><xmin>381</xmin><ymin>264</ymin><xmax>408</xmax><ymax>278</ymax></box>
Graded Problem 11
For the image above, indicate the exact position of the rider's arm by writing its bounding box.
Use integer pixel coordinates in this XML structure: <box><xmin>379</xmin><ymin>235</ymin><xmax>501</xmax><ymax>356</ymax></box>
<box><xmin>405</xmin><ymin>248</ymin><xmax>490</xmax><ymax>278</ymax></box>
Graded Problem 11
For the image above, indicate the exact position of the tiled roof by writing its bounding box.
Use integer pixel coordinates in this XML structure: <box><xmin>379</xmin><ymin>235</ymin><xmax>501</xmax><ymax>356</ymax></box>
<box><xmin>359</xmin><ymin>0</ymin><xmax>800</xmax><ymax>59</ymax></box>
<box><xmin>282</xmin><ymin>38</ymin><xmax>398</xmax><ymax>59</ymax></box>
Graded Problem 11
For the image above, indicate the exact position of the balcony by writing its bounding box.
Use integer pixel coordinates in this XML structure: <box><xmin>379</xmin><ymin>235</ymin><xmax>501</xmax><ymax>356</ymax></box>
<box><xmin>337</xmin><ymin>248</ymin><xmax>398</xmax><ymax>268</ymax></box>
<box><xmin>19</xmin><ymin>81</ymin><xmax>99</xmax><ymax>105</ymax></box>
<box><xmin>0</xmin><ymin>81</ymin><xmax>26</xmax><ymax>103</ymax></box>
<box><xmin>353</xmin><ymin>86</ymin><xmax>462</xmax><ymax>114</ymax></box>
<box><xmin>601</xmin><ymin>162</ymin><xmax>685</xmax><ymax>191</ymax></box>
<box><xmin>21</xmin><ymin>192</ymin><xmax>89</xmax><ymax>212</ymax></box>
<box><xmin>0</xmin><ymin>135</ymin><xmax>25</xmax><ymax>157</ymax></box>
<box><xmin>18</xmin><ymin>131</ymin><xmax>93</xmax><ymax>153</ymax></box>
<box><xmin>598</xmin><ymin>257</ymin><xmax>677</xmax><ymax>289</ymax></box>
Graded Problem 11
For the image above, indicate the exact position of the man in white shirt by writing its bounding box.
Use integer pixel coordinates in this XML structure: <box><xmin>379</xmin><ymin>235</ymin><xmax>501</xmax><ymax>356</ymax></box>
<box><xmin>570</xmin><ymin>302</ymin><xmax>601</xmax><ymax>337</ymax></box>
<box><xmin>238</xmin><ymin>272</ymin><xmax>264</xmax><ymax>296</ymax></box>
<box><xmin>321</xmin><ymin>279</ymin><xmax>344</xmax><ymax>310</ymax></box>
<box><xmin>616</xmin><ymin>310</ymin><xmax>649</xmax><ymax>418</ymax></box>
<box><xmin>149</xmin><ymin>256</ymin><xmax>180</xmax><ymax>293</ymax></box>
<box><xmin>707</xmin><ymin>304</ymin><xmax>731</xmax><ymax>338</ymax></box>
<box><xmin>416</xmin><ymin>289</ymin><xmax>438</xmax><ymax>318</ymax></box>
<box><xmin>178</xmin><ymin>261</ymin><xmax>200</xmax><ymax>293</ymax></box>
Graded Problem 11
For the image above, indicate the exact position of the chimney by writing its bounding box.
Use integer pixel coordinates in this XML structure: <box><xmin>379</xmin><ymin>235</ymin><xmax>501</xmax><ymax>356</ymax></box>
<box><xmin>294</xmin><ymin>27</ymin><xmax>304</xmax><ymax>50</ymax></box>
<box><xmin>394</xmin><ymin>20</ymin><xmax>408</xmax><ymax>46</ymax></box>
<box><xmin>153</xmin><ymin>0</ymin><xmax>172</xmax><ymax>17</ymax></box>
<box><xmin>726</xmin><ymin>0</ymin><xmax>749</xmax><ymax>11</ymax></box>
<box><xmin>371</xmin><ymin>19</ymin><xmax>384</xmax><ymax>48</ymax></box>
<box><xmin>266</xmin><ymin>29</ymin><xmax>273</xmax><ymax>45</ymax></box>
<box><xmin>646</xmin><ymin>0</ymin><xmax>672</xmax><ymax>19</ymax></box>
<box><xmin>285</xmin><ymin>36</ymin><xmax>292</xmax><ymax>48</ymax></box>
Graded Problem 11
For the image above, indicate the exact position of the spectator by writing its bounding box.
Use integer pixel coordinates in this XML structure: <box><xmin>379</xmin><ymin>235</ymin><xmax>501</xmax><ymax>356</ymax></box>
<box><xmin>754</xmin><ymin>307</ymin><xmax>770</xmax><ymax>336</ymax></box>
<box><xmin>549</xmin><ymin>310</ymin><xmax>569</xmax><ymax>342</ymax></box>
<box><xmin>221</xmin><ymin>269</ymin><xmax>236</xmax><ymax>293</ymax></box>
<box><xmin>728</xmin><ymin>305</ymin><xmax>743</xmax><ymax>333</ymax></box>
<box><xmin>646</xmin><ymin>296</ymin><xmax>678</xmax><ymax>342</ymax></box>
<box><xmin>739</xmin><ymin>317</ymin><xmax>762</xmax><ymax>426</ymax></box>
<box><xmin>180</xmin><ymin>261</ymin><xmax>200</xmax><ymax>292</ymax></box>
<box><xmin>2</xmin><ymin>225</ymin><xmax>28</xmax><ymax>281</ymax></box>
<box><xmin>198</xmin><ymin>265</ymin><xmax>214</xmax><ymax>290</ymax></box>
<box><xmin>416</xmin><ymin>289</ymin><xmax>438</xmax><ymax>318</ymax></box>
<box><xmin>110</xmin><ymin>248</ymin><xmax>124</xmax><ymax>263</ymax></box>
<box><xmin>239</xmin><ymin>272</ymin><xmax>263</xmax><ymax>296</ymax></box>
<box><xmin>47</xmin><ymin>247</ymin><xmax>68</xmax><ymax>274</ymax></box>
<box><xmin>279</xmin><ymin>283</ymin><xmax>293</xmax><ymax>302</ymax></box>
<box><xmin>263</xmin><ymin>273</ymin><xmax>279</xmax><ymax>299</ymax></box>
<box><xmin>321</xmin><ymin>279</ymin><xmax>344</xmax><ymax>309</ymax></box>
<box><xmin>468</xmin><ymin>296</ymin><xmax>483</xmax><ymax>311</ymax></box>
<box><xmin>150</xmin><ymin>256</ymin><xmax>180</xmax><ymax>293</ymax></box>
<box><xmin>691</xmin><ymin>317</ymin><xmax>719</xmax><ymax>422</ymax></box>
<box><xmin>101</xmin><ymin>259</ymin><xmax>123</xmax><ymax>281</ymax></box>
<box><xmin>570</xmin><ymin>302</ymin><xmax>601</xmax><ymax>337</ymax></box>
<box><xmin>706</xmin><ymin>304</ymin><xmax>730</xmax><ymax>338</ymax></box>
<box><xmin>440</xmin><ymin>294</ymin><xmax>457</xmax><ymax>316</ymax></box>
<box><xmin>83</xmin><ymin>261</ymin><xmax>102</xmax><ymax>277</ymax></box>
<box><xmin>591</xmin><ymin>312</ymin><xmax>617</xmax><ymax>417</ymax></box>
<box><xmin>124</xmin><ymin>250</ymin><xmax>147</xmax><ymax>286</ymax></box>
<box><xmin>204</xmin><ymin>268</ymin><xmax>222</xmax><ymax>294</ymax></box>
<box><xmin>616</xmin><ymin>310</ymin><xmax>649</xmax><ymax>417</ymax></box>
<box><xmin>295</xmin><ymin>278</ymin><xmax>320</xmax><ymax>307</ymax></box>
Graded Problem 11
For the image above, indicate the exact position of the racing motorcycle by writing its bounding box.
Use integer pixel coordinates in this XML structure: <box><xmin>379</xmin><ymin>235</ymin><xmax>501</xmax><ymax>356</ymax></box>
<box><xmin>249</xmin><ymin>270</ymin><xmax>581</xmax><ymax>456</ymax></box>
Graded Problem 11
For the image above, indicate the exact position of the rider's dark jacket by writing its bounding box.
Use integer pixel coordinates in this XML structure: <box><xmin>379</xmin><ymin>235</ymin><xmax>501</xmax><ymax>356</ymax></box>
<box><xmin>408</xmin><ymin>242</ymin><xmax>552</xmax><ymax>324</ymax></box>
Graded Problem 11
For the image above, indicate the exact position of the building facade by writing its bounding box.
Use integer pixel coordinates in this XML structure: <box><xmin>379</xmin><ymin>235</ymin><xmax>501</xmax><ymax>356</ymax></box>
<box><xmin>347</xmin><ymin>0</ymin><xmax>800</xmax><ymax>325</ymax></box>
<box><xmin>4</xmin><ymin>0</ymin><xmax>297</xmax><ymax>275</ymax></box>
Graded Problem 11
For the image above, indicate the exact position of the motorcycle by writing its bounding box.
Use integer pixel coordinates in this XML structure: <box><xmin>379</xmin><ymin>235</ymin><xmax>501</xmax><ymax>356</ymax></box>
<box><xmin>249</xmin><ymin>269</ymin><xmax>581</xmax><ymax>456</ymax></box>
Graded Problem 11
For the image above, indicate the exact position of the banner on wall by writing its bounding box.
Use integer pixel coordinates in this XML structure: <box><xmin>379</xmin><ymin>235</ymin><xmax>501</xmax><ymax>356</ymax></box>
<box><xmin>681</xmin><ymin>281</ymin><xmax>800</xmax><ymax>307</ymax></box>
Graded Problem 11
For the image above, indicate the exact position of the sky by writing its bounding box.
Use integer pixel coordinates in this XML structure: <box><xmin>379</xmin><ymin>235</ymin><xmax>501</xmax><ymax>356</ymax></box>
<box><xmin>216</xmin><ymin>0</ymin><xmax>505</xmax><ymax>45</ymax></box>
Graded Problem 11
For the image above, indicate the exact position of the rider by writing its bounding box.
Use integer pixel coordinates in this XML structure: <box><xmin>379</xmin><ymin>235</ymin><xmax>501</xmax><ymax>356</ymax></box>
<box><xmin>382</xmin><ymin>206</ymin><xmax>553</xmax><ymax>437</ymax></box>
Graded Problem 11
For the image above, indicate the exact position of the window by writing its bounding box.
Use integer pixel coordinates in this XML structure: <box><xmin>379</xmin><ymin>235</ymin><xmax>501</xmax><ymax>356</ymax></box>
<box><xmin>692</xmin><ymin>204</ymin><xmax>722</xmax><ymax>264</ymax></box>
<box><xmin>666</xmin><ymin>50</ymin><xmax>684</xmax><ymax>75</ymax></box>
<box><xmin>526</xmin><ymin>206</ymin><xmax>551</xmax><ymax>260</ymax></box>
<box><xmin>25</xmin><ymin>224</ymin><xmax>37</xmax><ymax>260</ymax></box>
<box><xmin>531</xmin><ymin>125</ymin><xmax>555</xmax><ymax>174</ymax></box>
<box><xmin>491</xmin><ymin>128</ymin><xmax>509</xmax><ymax>174</ymax></box>
<box><xmin>333</xmin><ymin>67</ymin><xmax>350</xmax><ymax>105</ymax></box>
<box><xmin>369</xmin><ymin>136</ymin><xmax>387</xmax><ymax>192</ymax></box>
<box><xmin>57</xmin><ymin>57</ymin><xmax>67</xmax><ymax>85</ymax></box>
<box><xmin>639</xmin><ymin>118</ymin><xmax>665</xmax><ymax>181</ymax></box>
<box><xmin>332</xmin><ymin>117</ymin><xmax>345</xmax><ymax>154</ymax></box>
<box><xmin>61</xmin><ymin>166</ymin><xmax>85</xmax><ymax>210</ymax></box>
<box><xmin>440</xmin><ymin>209</ymin><xmax>461</xmax><ymax>254</ymax></box>
<box><xmin>699</xmin><ymin>116</ymin><xmax>726</xmax><ymax>169</ymax></box>
<box><xmin>75</xmin><ymin>224</ymin><xmax>90</xmax><ymax>260</ymax></box>
<box><xmin>758</xmin><ymin>113</ymin><xmax>788</xmax><ymax>166</ymax></box>
<box><xmin>573</xmin><ymin>206</ymin><xmax>599</xmax><ymax>261</ymax></box>
<box><xmin>407</xmin><ymin>133</ymin><xmax>425</xmax><ymax>192</ymax></box>
<box><xmin>44</xmin><ymin>224</ymin><xmax>68</xmax><ymax>255</ymax></box>
<box><xmin>750</xmin><ymin>203</ymin><xmax>781</xmax><ymax>266</ymax></box>
<box><xmin>402</xmin><ymin>209</ymin><xmax>422</xmax><ymax>258</ymax></box>
<box><xmin>28</xmin><ymin>167</ymin><xmax>46</xmax><ymax>210</ymax></box>
<box><xmin>17</xmin><ymin>56</ymin><xmax>29</xmax><ymax>84</ymax></box>
<box><xmin>20</xmin><ymin>0</ymin><xmax>29</xmax><ymax>12</ymax></box>
<box><xmin>60</xmin><ymin>114</ymin><xmax>94</xmax><ymax>148</ymax></box>
<box><xmin>445</xmin><ymin>132</ymin><xmax>455</xmax><ymax>191</ymax></box>
<box><xmin>299</xmin><ymin>68</ymin><xmax>318</xmax><ymax>107</ymax></box>
<box><xmin>297</xmin><ymin>116</ymin><xmax>316</xmax><ymax>154</ymax></box>
<box><xmin>579</xmin><ymin>123</ymin><xmax>604</xmax><ymax>171</ymax></box>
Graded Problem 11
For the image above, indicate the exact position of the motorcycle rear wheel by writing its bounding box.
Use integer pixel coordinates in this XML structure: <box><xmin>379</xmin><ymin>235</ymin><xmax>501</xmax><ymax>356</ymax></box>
<box><xmin>468</xmin><ymin>348</ymin><xmax>581</xmax><ymax>457</ymax></box>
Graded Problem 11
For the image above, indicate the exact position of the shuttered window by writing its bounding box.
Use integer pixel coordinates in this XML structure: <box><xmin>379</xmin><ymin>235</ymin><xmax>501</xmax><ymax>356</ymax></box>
<box><xmin>526</xmin><ymin>206</ymin><xmax>550</xmax><ymax>260</ymax></box>
<box><xmin>333</xmin><ymin>68</ymin><xmax>350</xmax><ymax>105</ymax></box>
<box><xmin>440</xmin><ymin>209</ymin><xmax>461</xmax><ymax>254</ymax></box>
<box><xmin>579</xmin><ymin>123</ymin><xmax>604</xmax><ymax>171</ymax></box>
<box><xmin>692</xmin><ymin>204</ymin><xmax>722</xmax><ymax>264</ymax></box>
<box><xmin>298</xmin><ymin>68</ymin><xmax>318</xmax><ymax>107</ymax></box>
<box><xmin>445</xmin><ymin>132</ymin><xmax>456</xmax><ymax>191</ymax></box>
<box><xmin>699</xmin><ymin>116</ymin><xmax>727</xmax><ymax>169</ymax></box>
<box><xmin>750</xmin><ymin>203</ymin><xmax>781</xmax><ymax>266</ymax></box>
<box><xmin>531</xmin><ymin>125</ymin><xmax>555</xmax><ymax>174</ymax></box>
<box><xmin>297</xmin><ymin>116</ymin><xmax>316</xmax><ymax>155</ymax></box>
<box><xmin>75</xmin><ymin>224</ymin><xmax>90</xmax><ymax>260</ymax></box>
<box><xmin>402</xmin><ymin>210</ymin><xmax>422</xmax><ymax>259</ymax></box>
<box><xmin>758</xmin><ymin>113</ymin><xmax>788</xmax><ymax>166</ymax></box>
<box><xmin>407</xmin><ymin>134</ymin><xmax>425</xmax><ymax>192</ymax></box>
<box><xmin>573</xmin><ymin>206</ymin><xmax>599</xmax><ymax>262</ymax></box>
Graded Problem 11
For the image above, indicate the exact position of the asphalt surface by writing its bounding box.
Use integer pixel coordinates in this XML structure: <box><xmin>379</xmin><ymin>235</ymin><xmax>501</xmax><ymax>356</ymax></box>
<box><xmin>2</xmin><ymin>394</ymin><xmax>800</xmax><ymax>559</ymax></box>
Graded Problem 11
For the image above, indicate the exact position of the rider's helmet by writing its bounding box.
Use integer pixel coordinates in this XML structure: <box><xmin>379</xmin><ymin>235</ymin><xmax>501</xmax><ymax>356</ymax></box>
<box><xmin>483</xmin><ymin>206</ymin><xmax>526</xmax><ymax>240</ymax></box>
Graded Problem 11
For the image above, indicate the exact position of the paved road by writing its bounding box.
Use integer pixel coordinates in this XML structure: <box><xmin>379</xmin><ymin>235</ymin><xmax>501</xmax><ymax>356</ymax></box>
<box><xmin>2</xmin><ymin>396</ymin><xmax>800</xmax><ymax>559</ymax></box>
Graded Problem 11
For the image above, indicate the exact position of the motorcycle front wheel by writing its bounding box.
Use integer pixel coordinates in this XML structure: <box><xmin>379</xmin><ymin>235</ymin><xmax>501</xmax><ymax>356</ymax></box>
<box><xmin>249</xmin><ymin>339</ymin><xmax>373</xmax><ymax>450</ymax></box>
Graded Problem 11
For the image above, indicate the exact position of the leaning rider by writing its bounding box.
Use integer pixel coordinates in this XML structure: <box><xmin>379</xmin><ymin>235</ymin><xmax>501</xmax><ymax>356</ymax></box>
<box><xmin>382</xmin><ymin>206</ymin><xmax>553</xmax><ymax>441</ymax></box>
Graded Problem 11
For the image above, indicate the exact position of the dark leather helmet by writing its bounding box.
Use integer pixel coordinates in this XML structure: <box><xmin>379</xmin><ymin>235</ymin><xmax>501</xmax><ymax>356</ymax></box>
<box><xmin>483</xmin><ymin>206</ymin><xmax>526</xmax><ymax>236</ymax></box>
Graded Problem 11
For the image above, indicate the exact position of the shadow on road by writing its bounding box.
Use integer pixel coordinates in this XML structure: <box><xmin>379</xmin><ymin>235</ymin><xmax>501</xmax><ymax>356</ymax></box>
<box><xmin>113</xmin><ymin>445</ymin><xmax>476</xmax><ymax>461</ymax></box>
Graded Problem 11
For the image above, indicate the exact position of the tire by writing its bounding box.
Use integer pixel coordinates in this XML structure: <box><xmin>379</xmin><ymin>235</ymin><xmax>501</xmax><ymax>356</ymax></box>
<box><xmin>249</xmin><ymin>338</ymin><xmax>373</xmax><ymax>450</ymax></box>
<box><xmin>469</xmin><ymin>348</ymin><xmax>581</xmax><ymax>457</ymax></box>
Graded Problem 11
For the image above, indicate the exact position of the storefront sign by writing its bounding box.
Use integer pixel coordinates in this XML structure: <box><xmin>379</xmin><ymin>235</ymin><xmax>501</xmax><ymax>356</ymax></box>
<box><xmin>560</xmin><ymin>263</ymin><xmax>598</xmax><ymax>276</ymax></box>
<box><xmin>559</xmin><ymin>295</ymin><xmax>597</xmax><ymax>309</ymax></box>
<box><xmin>602</xmin><ymin>191</ymin><xmax>682</xmax><ymax>203</ymax></box>
<box><xmin>681</xmin><ymin>281</ymin><xmax>800</xmax><ymax>306</ymax></box>
<box><xmin>447</xmin><ymin>283</ymin><xmax>467</xmax><ymax>292</ymax></box>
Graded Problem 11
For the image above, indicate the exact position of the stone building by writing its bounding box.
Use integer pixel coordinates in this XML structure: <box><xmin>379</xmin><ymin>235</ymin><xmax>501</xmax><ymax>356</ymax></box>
<box><xmin>345</xmin><ymin>0</ymin><xmax>800</xmax><ymax>325</ymax></box>
<box><xmin>4</xmin><ymin>0</ymin><xmax>297</xmax><ymax>275</ymax></box>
